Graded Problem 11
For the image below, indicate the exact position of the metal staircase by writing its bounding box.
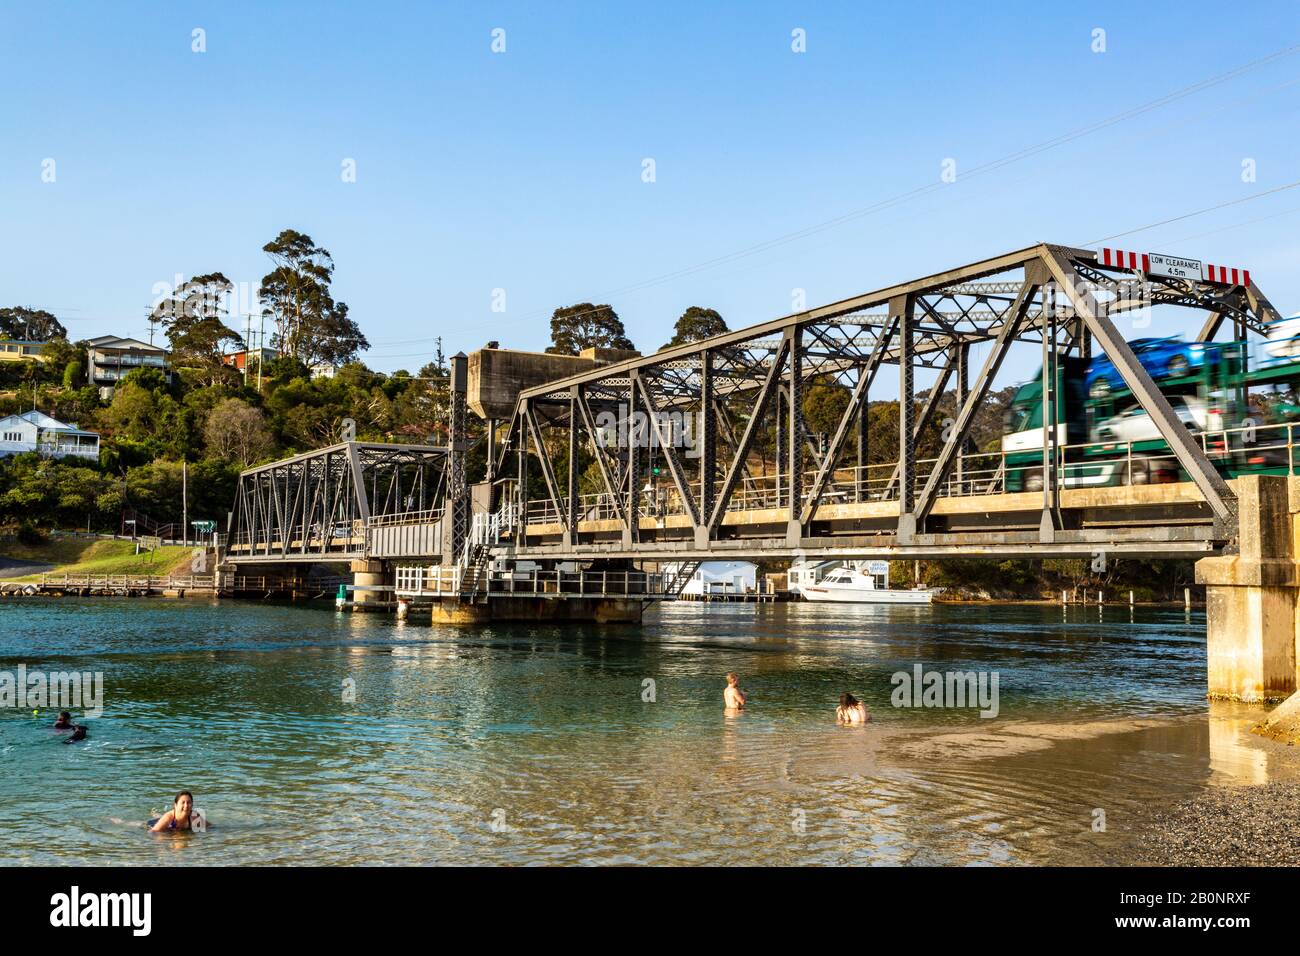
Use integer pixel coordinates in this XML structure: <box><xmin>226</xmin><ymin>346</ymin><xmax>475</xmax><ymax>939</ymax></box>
<box><xmin>662</xmin><ymin>561</ymin><xmax>702</xmax><ymax>598</ymax></box>
<box><xmin>455</xmin><ymin>504</ymin><xmax>516</xmax><ymax>602</ymax></box>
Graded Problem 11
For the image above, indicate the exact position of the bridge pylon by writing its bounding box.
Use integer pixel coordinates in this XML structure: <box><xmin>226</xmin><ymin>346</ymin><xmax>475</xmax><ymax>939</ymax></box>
<box><xmin>1197</xmin><ymin>475</ymin><xmax>1300</xmax><ymax>701</ymax></box>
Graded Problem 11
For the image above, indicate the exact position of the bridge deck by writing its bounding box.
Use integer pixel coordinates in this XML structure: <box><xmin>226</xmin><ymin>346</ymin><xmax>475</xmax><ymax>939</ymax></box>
<box><xmin>224</xmin><ymin>477</ymin><xmax>1230</xmax><ymax>564</ymax></box>
<box><xmin>510</xmin><ymin>478</ymin><xmax>1225</xmax><ymax>561</ymax></box>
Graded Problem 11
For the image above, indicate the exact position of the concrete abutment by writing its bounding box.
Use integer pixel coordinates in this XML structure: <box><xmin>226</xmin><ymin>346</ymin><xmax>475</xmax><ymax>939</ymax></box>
<box><xmin>1195</xmin><ymin>475</ymin><xmax>1300</xmax><ymax>703</ymax></box>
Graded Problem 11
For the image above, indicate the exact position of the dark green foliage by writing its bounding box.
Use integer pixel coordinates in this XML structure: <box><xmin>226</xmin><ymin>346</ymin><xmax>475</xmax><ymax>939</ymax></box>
<box><xmin>662</xmin><ymin>307</ymin><xmax>727</xmax><ymax>349</ymax></box>
<box><xmin>0</xmin><ymin>306</ymin><xmax>66</xmax><ymax>340</ymax></box>
<box><xmin>153</xmin><ymin>272</ymin><xmax>244</xmax><ymax>386</ymax></box>
<box><xmin>547</xmin><ymin>303</ymin><xmax>635</xmax><ymax>356</ymax></box>
<box><xmin>259</xmin><ymin>230</ymin><xmax>368</xmax><ymax>367</ymax></box>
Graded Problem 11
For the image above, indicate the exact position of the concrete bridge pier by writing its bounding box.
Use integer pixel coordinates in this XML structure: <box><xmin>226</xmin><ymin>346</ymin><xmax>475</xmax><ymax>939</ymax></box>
<box><xmin>1195</xmin><ymin>475</ymin><xmax>1299</xmax><ymax>702</ymax></box>
<box><xmin>350</xmin><ymin>559</ymin><xmax>390</xmax><ymax>610</ymax></box>
<box><xmin>428</xmin><ymin>596</ymin><xmax>645</xmax><ymax>625</ymax></box>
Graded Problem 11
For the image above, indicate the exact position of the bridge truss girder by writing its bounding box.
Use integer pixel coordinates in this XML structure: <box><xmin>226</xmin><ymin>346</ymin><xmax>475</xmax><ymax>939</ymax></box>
<box><xmin>492</xmin><ymin>243</ymin><xmax>1278</xmax><ymax>561</ymax></box>
<box><xmin>227</xmin><ymin>441</ymin><xmax>448</xmax><ymax>562</ymax></box>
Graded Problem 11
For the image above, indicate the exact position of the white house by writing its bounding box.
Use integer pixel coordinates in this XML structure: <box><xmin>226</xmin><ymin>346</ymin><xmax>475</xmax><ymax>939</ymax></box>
<box><xmin>0</xmin><ymin>410</ymin><xmax>101</xmax><ymax>461</ymax></box>
<box><xmin>85</xmin><ymin>334</ymin><xmax>170</xmax><ymax>399</ymax></box>
<box><xmin>666</xmin><ymin>560</ymin><xmax>758</xmax><ymax>598</ymax></box>
<box><xmin>787</xmin><ymin>560</ymin><xmax>837</xmax><ymax>595</ymax></box>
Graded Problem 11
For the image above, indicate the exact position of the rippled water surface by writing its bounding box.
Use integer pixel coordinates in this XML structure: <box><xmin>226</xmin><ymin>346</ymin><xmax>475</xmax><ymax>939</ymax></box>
<box><xmin>1</xmin><ymin>597</ymin><xmax>1294</xmax><ymax>865</ymax></box>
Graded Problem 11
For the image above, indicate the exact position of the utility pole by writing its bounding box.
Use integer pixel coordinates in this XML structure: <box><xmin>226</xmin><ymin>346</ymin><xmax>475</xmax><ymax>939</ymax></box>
<box><xmin>257</xmin><ymin>312</ymin><xmax>266</xmax><ymax>392</ymax></box>
<box><xmin>182</xmin><ymin>460</ymin><xmax>188</xmax><ymax>547</ymax></box>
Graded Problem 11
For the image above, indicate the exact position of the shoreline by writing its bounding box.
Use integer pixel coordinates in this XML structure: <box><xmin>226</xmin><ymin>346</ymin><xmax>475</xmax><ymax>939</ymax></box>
<box><xmin>0</xmin><ymin>587</ymin><xmax>1205</xmax><ymax>608</ymax></box>
<box><xmin>1122</xmin><ymin>781</ymin><xmax>1300</xmax><ymax>865</ymax></box>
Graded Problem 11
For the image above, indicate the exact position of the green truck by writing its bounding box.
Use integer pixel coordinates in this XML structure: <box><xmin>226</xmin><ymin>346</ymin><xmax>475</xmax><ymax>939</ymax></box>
<box><xmin>1000</xmin><ymin>338</ymin><xmax>1297</xmax><ymax>492</ymax></box>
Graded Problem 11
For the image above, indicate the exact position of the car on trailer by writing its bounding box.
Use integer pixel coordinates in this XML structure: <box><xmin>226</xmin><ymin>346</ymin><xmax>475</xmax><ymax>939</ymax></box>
<box><xmin>1084</xmin><ymin>336</ymin><xmax>1210</xmax><ymax>398</ymax></box>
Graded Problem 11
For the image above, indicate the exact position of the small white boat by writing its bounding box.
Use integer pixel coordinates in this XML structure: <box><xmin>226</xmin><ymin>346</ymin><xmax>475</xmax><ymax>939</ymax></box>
<box><xmin>799</xmin><ymin>563</ymin><xmax>934</xmax><ymax>605</ymax></box>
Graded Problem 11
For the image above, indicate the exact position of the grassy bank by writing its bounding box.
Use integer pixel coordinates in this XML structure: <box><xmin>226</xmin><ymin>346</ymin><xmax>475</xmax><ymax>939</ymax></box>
<box><xmin>0</xmin><ymin>537</ymin><xmax>194</xmax><ymax>580</ymax></box>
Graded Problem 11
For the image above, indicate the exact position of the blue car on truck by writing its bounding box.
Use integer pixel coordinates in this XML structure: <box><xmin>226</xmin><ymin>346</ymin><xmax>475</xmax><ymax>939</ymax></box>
<box><xmin>1085</xmin><ymin>336</ymin><xmax>1209</xmax><ymax>397</ymax></box>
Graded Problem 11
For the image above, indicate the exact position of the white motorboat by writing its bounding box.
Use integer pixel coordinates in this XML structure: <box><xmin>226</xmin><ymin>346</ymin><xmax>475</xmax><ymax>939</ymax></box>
<box><xmin>799</xmin><ymin>562</ymin><xmax>934</xmax><ymax>604</ymax></box>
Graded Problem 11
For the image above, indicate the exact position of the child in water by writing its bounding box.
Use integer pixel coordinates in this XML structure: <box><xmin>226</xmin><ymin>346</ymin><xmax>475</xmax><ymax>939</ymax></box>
<box><xmin>149</xmin><ymin>791</ymin><xmax>207</xmax><ymax>832</ymax></box>
<box><xmin>723</xmin><ymin>672</ymin><xmax>747</xmax><ymax>712</ymax></box>
<box><xmin>836</xmin><ymin>693</ymin><xmax>870</xmax><ymax>725</ymax></box>
<box><xmin>53</xmin><ymin>711</ymin><xmax>87</xmax><ymax>742</ymax></box>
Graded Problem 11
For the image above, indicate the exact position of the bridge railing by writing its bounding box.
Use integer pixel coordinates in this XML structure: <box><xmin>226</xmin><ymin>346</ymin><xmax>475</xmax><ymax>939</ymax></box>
<box><xmin>224</xmin><ymin>519</ymin><xmax>367</xmax><ymax>557</ymax></box>
<box><xmin>394</xmin><ymin>564</ymin><xmax>666</xmax><ymax>598</ymax></box>
<box><xmin>519</xmin><ymin>421</ymin><xmax>1300</xmax><ymax>529</ymax></box>
<box><xmin>369</xmin><ymin>507</ymin><xmax>444</xmax><ymax>528</ymax></box>
<box><xmin>33</xmin><ymin>573</ymin><xmax>216</xmax><ymax>591</ymax></box>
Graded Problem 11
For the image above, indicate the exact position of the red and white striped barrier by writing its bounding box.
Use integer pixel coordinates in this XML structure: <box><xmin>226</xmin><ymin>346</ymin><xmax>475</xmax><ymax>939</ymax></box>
<box><xmin>1203</xmin><ymin>263</ymin><xmax>1251</xmax><ymax>287</ymax></box>
<box><xmin>1097</xmin><ymin>247</ymin><xmax>1150</xmax><ymax>271</ymax></box>
<box><xmin>1094</xmin><ymin>247</ymin><xmax>1250</xmax><ymax>287</ymax></box>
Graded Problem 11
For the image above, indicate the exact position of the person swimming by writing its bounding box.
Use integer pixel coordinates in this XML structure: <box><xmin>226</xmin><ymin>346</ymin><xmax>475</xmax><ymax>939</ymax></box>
<box><xmin>723</xmin><ymin>672</ymin><xmax>747</xmax><ymax>712</ymax></box>
<box><xmin>53</xmin><ymin>711</ymin><xmax>74</xmax><ymax>730</ymax></box>
<box><xmin>836</xmin><ymin>692</ymin><xmax>870</xmax><ymax>725</ymax></box>
<box><xmin>63</xmin><ymin>725</ymin><xmax>88</xmax><ymax>743</ymax></box>
<box><xmin>149</xmin><ymin>791</ymin><xmax>205</xmax><ymax>832</ymax></box>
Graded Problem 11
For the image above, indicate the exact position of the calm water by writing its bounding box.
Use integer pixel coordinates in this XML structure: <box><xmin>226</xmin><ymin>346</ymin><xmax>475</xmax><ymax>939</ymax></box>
<box><xmin>0</xmin><ymin>597</ymin><xmax>1294</xmax><ymax>865</ymax></box>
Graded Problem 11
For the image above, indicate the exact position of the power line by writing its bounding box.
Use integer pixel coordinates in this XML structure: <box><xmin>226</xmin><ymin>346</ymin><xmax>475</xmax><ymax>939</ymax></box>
<box><xmin>365</xmin><ymin>40</ymin><xmax>1300</xmax><ymax>350</ymax></box>
<box><xmin>1084</xmin><ymin>179</ymin><xmax>1300</xmax><ymax>246</ymax></box>
<box><xmin>1167</xmin><ymin>203</ymin><xmax>1300</xmax><ymax>245</ymax></box>
<box><xmin>591</xmin><ymin>44</ymin><xmax>1300</xmax><ymax>302</ymax></box>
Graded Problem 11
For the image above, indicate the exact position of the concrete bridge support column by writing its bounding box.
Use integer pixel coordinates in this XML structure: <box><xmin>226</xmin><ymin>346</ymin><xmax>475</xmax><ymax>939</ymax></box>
<box><xmin>350</xmin><ymin>559</ymin><xmax>389</xmax><ymax>610</ymax></box>
<box><xmin>1195</xmin><ymin>475</ymin><xmax>1299</xmax><ymax>701</ymax></box>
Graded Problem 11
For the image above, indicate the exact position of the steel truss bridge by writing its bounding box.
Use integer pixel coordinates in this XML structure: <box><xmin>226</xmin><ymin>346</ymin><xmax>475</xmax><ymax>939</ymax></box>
<box><xmin>225</xmin><ymin>441</ymin><xmax>450</xmax><ymax>563</ymax></box>
<box><xmin>226</xmin><ymin>243</ymin><xmax>1287</xmax><ymax>572</ymax></box>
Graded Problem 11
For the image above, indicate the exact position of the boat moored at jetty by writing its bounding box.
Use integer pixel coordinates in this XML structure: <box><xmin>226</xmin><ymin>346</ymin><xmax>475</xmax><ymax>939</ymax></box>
<box><xmin>795</xmin><ymin>561</ymin><xmax>934</xmax><ymax>605</ymax></box>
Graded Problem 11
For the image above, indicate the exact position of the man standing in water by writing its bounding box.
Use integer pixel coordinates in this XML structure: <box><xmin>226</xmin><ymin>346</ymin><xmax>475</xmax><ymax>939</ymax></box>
<box><xmin>723</xmin><ymin>672</ymin><xmax>747</xmax><ymax>713</ymax></box>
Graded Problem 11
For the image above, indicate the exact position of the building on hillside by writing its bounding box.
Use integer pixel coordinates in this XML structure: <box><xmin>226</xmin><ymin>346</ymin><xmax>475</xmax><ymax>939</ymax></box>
<box><xmin>222</xmin><ymin>346</ymin><xmax>279</xmax><ymax>372</ymax></box>
<box><xmin>0</xmin><ymin>410</ymin><xmax>100</xmax><ymax>460</ymax></box>
<box><xmin>310</xmin><ymin>362</ymin><xmax>337</xmax><ymax>380</ymax></box>
<box><xmin>0</xmin><ymin>340</ymin><xmax>48</xmax><ymax>363</ymax></box>
<box><xmin>86</xmin><ymin>335</ymin><xmax>170</xmax><ymax>398</ymax></box>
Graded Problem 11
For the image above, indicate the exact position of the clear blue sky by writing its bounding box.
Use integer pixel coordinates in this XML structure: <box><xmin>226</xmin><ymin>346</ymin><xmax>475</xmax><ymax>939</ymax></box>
<box><xmin>2</xmin><ymin>0</ymin><xmax>1298</xmax><ymax>379</ymax></box>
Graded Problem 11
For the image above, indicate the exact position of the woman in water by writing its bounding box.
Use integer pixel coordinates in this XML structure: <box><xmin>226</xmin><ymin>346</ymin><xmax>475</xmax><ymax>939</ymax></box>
<box><xmin>149</xmin><ymin>791</ymin><xmax>205</xmax><ymax>832</ymax></box>
<box><xmin>53</xmin><ymin>711</ymin><xmax>73</xmax><ymax>729</ymax></box>
<box><xmin>836</xmin><ymin>692</ymin><xmax>870</xmax><ymax>725</ymax></box>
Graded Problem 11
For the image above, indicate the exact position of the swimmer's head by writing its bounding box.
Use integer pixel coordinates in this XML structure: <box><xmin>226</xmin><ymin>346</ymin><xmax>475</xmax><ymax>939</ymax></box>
<box><xmin>56</xmin><ymin>711</ymin><xmax>72</xmax><ymax>724</ymax></box>
<box><xmin>726</xmin><ymin>672</ymin><xmax>739</xmax><ymax>686</ymax></box>
<box><xmin>839</xmin><ymin>693</ymin><xmax>859</xmax><ymax>709</ymax></box>
<box><xmin>174</xmin><ymin>791</ymin><xmax>193</xmax><ymax>818</ymax></box>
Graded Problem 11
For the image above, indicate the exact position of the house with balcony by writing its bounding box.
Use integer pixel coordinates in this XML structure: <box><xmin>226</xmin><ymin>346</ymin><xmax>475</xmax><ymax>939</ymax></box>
<box><xmin>0</xmin><ymin>410</ymin><xmax>100</xmax><ymax>461</ymax></box>
<box><xmin>86</xmin><ymin>335</ymin><xmax>170</xmax><ymax>398</ymax></box>
<box><xmin>0</xmin><ymin>339</ymin><xmax>48</xmax><ymax>363</ymax></box>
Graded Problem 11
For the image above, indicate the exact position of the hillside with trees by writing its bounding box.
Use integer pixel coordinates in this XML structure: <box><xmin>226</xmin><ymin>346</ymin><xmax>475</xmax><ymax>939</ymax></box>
<box><xmin>0</xmin><ymin>229</ymin><xmax>446</xmax><ymax>538</ymax></box>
